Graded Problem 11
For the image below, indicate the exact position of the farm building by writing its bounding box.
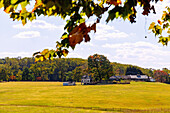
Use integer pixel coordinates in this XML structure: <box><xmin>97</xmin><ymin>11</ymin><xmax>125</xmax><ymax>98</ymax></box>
<box><xmin>81</xmin><ymin>75</ymin><xmax>92</xmax><ymax>85</ymax></box>
<box><xmin>109</xmin><ymin>76</ymin><xmax>119</xmax><ymax>81</ymax></box>
<box><xmin>109</xmin><ymin>75</ymin><xmax>154</xmax><ymax>81</ymax></box>
<box><xmin>109</xmin><ymin>75</ymin><xmax>131</xmax><ymax>81</ymax></box>
<box><xmin>129</xmin><ymin>75</ymin><xmax>149</xmax><ymax>81</ymax></box>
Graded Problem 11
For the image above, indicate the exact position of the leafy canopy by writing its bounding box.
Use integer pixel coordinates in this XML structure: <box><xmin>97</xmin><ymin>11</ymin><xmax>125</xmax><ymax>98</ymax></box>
<box><xmin>0</xmin><ymin>0</ymin><xmax>168</xmax><ymax>61</ymax></box>
<box><xmin>149</xmin><ymin>6</ymin><xmax>170</xmax><ymax>46</ymax></box>
<box><xmin>88</xmin><ymin>54</ymin><xmax>113</xmax><ymax>81</ymax></box>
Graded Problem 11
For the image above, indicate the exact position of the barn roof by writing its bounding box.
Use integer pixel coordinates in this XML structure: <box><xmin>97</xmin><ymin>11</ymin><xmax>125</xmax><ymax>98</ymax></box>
<box><xmin>82</xmin><ymin>75</ymin><xmax>91</xmax><ymax>79</ymax></box>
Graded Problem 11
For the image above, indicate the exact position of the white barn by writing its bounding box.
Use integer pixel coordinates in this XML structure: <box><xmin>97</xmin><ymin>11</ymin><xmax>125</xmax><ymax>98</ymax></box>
<box><xmin>81</xmin><ymin>75</ymin><xmax>92</xmax><ymax>85</ymax></box>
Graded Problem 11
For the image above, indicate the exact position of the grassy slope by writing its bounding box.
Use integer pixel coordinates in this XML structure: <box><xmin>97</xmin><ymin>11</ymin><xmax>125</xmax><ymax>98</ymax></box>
<box><xmin>0</xmin><ymin>82</ymin><xmax>170</xmax><ymax>113</ymax></box>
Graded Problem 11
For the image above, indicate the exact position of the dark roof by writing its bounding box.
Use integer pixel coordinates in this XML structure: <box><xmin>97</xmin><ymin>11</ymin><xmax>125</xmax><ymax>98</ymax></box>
<box><xmin>82</xmin><ymin>75</ymin><xmax>91</xmax><ymax>79</ymax></box>
<box><xmin>109</xmin><ymin>76</ymin><xmax>118</xmax><ymax>80</ymax></box>
<box><xmin>118</xmin><ymin>75</ymin><xmax>131</xmax><ymax>79</ymax></box>
<box><xmin>109</xmin><ymin>75</ymin><xmax>130</xmax><ymax>80</ymax></box>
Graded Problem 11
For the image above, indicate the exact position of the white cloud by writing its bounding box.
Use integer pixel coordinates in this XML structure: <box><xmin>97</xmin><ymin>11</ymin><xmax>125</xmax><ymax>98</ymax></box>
<box><xmin>94</xmin><ymin>23</ymin><xmax>130</xmax><ymax>40</ymax></box>
<box><xmin>13</xmin><ymin>31</ymin><xmax>40</xmax><ymax>39</ymax></box>
<box><xmin>82</xmin><ymin>42</ymin><xmax>94</xmax><ymax>46</ymax></box>
<box><xmin>13</xmin><ymin>24</ymin><xmax>31</xmax><ymax>29</ymax></box>
<box><xmin>13</xmin><ymin>20</ymin><xmax>64</xmax><ymax>30</ymax></box>
<box><xmin>67</xmin><ymin>52</ymin><xmax>83</xmax><ymax>58</ymax></box>
<box><xmin>102</xmin><ymin>41</ymin><xmax>170</xmax><ymax>69</ymax></box>
<box><xmin>0</xmin><ymin>52</ymin><xmax>32</xmax><ymax>58</ymax></box>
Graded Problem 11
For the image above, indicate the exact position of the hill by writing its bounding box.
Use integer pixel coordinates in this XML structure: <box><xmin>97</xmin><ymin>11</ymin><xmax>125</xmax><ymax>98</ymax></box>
<box><xmin>0</xmin><ymin>57</ymin><xmax>168</xmax><ymax>82</ymax></box>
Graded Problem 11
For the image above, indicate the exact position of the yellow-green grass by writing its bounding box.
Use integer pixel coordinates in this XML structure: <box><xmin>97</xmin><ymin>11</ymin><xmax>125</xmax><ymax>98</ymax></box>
<box><xmin>0</xmin><ymin>82</ymin><xmax>170</xmax><ymax>113</ymax></box>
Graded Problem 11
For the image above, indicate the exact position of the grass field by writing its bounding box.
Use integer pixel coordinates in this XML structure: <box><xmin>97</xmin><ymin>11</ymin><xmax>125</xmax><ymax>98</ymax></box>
<box><xmin>0</xmin><ymin>82</ymin><xmax>170</xmax><ymax>113</ymax></box>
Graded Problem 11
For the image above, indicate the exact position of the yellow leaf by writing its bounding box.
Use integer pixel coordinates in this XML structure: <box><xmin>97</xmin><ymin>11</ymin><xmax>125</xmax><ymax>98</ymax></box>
<box><xmin>20</xmin><ymin>1</ymin><xmax>29</xmax><ymax>9</ymax></box>
<box><xmin>148</xmin><ymin>22</ymin><xmax>155</xmax><ymax>30</ymax></box>
<box><xmin>167</xmin><ymin>28</ymin><xmax>170</xmax><ymax>34</ymax></box>
<box><xmin>41</xmin><ymin>49</ymin><xmax>49</xmax><ymax>55</ymax></box>
<box><xmin>4</xmin><ymin>5</ymin><xmax>12</xmax><ymax>13</ymax></box>
<box><xmin>61</xmin><ymin>34</ymin><xmax>68</xmax><ymax>39</ymax></box>
<box><xmin>11</xmin><ymin>0</ymin><xmax>18</xmax><ymax>4</ymax></box>
<box><xmin>0</xmin><ymin>0</ymin><xmax>4</xmax><ymax>8</ymax></box>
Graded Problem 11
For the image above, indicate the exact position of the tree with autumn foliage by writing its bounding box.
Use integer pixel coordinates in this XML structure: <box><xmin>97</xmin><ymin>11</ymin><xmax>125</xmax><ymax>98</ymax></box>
<box><xmin>149</xmin><ymin>6</ymin><xmax>170</xmax><ymax>46</ymax></box>
<box><xmin>0</xmin><ymin>0</ymin><xmax>169</xmax><ymax>61</ymax></box>
<box><xmin>153</xmin><ymin>70</ymin><xmax>169</xmax><ymax>83</ymax></box>
<box><xmin>88</xmin><ymin>54</ymin><xmax>113</xmax><ymax>82</ymax></box>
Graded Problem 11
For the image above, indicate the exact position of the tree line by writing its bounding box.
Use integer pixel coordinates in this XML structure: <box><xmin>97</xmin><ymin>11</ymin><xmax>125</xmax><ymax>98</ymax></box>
<box><xmin>0</xmin><ymin>54</ymin><xmax>169</xmax><ymax>83</ymax></box>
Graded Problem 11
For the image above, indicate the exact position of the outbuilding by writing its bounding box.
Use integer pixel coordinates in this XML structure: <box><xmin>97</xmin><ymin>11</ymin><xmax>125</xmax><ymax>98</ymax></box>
<box><xmin>81</xmin><ymin>75</ymin><xmax>92</xmax><ymax>85</ymax></box>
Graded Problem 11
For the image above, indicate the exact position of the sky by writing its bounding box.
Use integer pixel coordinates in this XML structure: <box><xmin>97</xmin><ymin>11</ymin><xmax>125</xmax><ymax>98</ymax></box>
<box><xmin>0</xmin><ymin>1</ymin><xmax>170</xmax><ymax>69</ymax></box>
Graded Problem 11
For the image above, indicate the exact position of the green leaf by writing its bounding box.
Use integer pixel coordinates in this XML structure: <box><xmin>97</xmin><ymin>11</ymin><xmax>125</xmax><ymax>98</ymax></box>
<box><xmin>11</xmin><ymin>0</ymin><xmax>18</xmax><ymax>5</ymax></box>
<box><xmin>79</xmin><ymin>18</ymin><xmax>85</xmax><ymax>24</ymax></box>
<box><xmin>20</xmin><ymin>0</ymin><xmax>29</xmax><ymax>9</ymax></box>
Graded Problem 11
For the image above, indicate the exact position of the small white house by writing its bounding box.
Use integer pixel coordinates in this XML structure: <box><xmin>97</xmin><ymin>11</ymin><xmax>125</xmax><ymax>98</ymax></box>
<box><xmin>81</xmin><ymin>75</ymin><xmax>92</xmax><ymax>85</ymax></box>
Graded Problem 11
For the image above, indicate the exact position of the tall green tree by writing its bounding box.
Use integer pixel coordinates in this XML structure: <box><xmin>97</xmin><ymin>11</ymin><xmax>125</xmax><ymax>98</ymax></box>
<box><xmin>72</xmin><ymin>66</ymin><xmax>84</xmax><ymax>82</ymax></box>
<box><xmin>0</xmin><ymin>68</ymin><xmax>8</xmax><ymax>81</ymax></box>
<box><xmin>88</xmin><ymin>54</ymin><xmax>113</xmax><ymax>81</ymax></box>
<box><xmin>16</xmin><ymin>69</ymin><xmax>22</xmax><ymax>81</ymax></box>
<box><xmin>22</xmin><ymin>67</ymin><xmax>31</xmax><ymax>81</ymax></box>
<box><xmin>125</xmin><ymin>66</ymin><xmax>143</xmax><ymax>75</ymax></box>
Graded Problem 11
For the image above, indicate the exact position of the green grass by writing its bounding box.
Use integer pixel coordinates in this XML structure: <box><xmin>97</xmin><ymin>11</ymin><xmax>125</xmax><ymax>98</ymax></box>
<box><xmin>0</xmin><ymin>82</ymin><xmax>170</xmax><ymax>113</ymax></box>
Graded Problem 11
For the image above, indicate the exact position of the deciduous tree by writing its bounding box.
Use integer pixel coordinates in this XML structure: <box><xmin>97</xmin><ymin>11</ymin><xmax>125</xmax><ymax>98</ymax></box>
<box><xmin>153</xmin><ymin>70</ymin><xmax>169</xmax><ymax>83</ymax></box>
<box><xmin>0</xmin><ymin>68</ymin><xmax>8</xmax><ymax>81</ymax></box>
<box><xmin>88</xmin><ymin>54</ymin><xmax>113</xmax><ymax>81</ymax></box>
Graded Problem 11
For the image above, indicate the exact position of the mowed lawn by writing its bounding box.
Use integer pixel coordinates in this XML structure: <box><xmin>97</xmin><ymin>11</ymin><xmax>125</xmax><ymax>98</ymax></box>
<box><xmin>0</xmin><ymin>82</ymin><xmax>170</xmax><ymax>113</ymax></box>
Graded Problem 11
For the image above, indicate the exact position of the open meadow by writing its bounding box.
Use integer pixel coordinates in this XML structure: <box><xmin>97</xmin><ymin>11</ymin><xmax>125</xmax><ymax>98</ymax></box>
<box><xmin>0</xmin><ymin>82</ymin><xmax>170</xmax><ymax>113</ymax></box>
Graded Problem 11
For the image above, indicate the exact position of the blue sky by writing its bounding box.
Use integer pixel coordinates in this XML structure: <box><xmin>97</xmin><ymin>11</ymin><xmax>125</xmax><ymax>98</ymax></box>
<box><xmin>0</xmin><ymin>1</ymin><xmax>170</xmax><ymax>69</ymax></box>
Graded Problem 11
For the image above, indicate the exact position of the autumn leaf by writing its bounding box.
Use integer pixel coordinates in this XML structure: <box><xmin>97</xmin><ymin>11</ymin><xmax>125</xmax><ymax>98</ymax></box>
<box><xmin>167</xmin><ymin>28</ymin><xmax>170</xmax><ymax>33</ymax></box>
<box><xmin>84</xmin><ymin>34</ymin><xmax>90</xmax><ymax>42</ymax></box>
<box><xmin>158</xmin><ymin>20</ymin><xmax>162</xmax><ymax>25</ymax></box>
<box><xmin>62</xmin><ymin>49</ymin><xmax>69</xmax><ymax>57</ymax></box>
<box><xmin>106</xmin><ymin>0</ymin><xmax>121</xmax><ymax>6</ymax></box>
<box><xmin>149</xmin><ymin>22</ymin><xmax>155</xmax><ymax>30</ymax></box>
<box><xmin>68</xmin><ymin>21</ymin><xmax>98</xmax><ymax>47</ymax></box>
<box><xmin>41</xmin><ymin>49</ymin><xmax>49</xmax><ymax>55</ymax></box>
<box><xmin>69</xmin><ymin>30</ymin><xmax>84</xmax><ymax>47</ymax></box>
<box><xmin>90</xmin><ymin>23</ymin><xmax>96</xmax><ymax>33</ymax></box>
<box><xmin>4</xmin><ymin>6</ymin><xmax>12</xmax><ymax>13</ymax></box>
<box><xmin>68</xmin><ymin>23</ymin><xmax>85</xmax><ymax>47</ymax></box>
